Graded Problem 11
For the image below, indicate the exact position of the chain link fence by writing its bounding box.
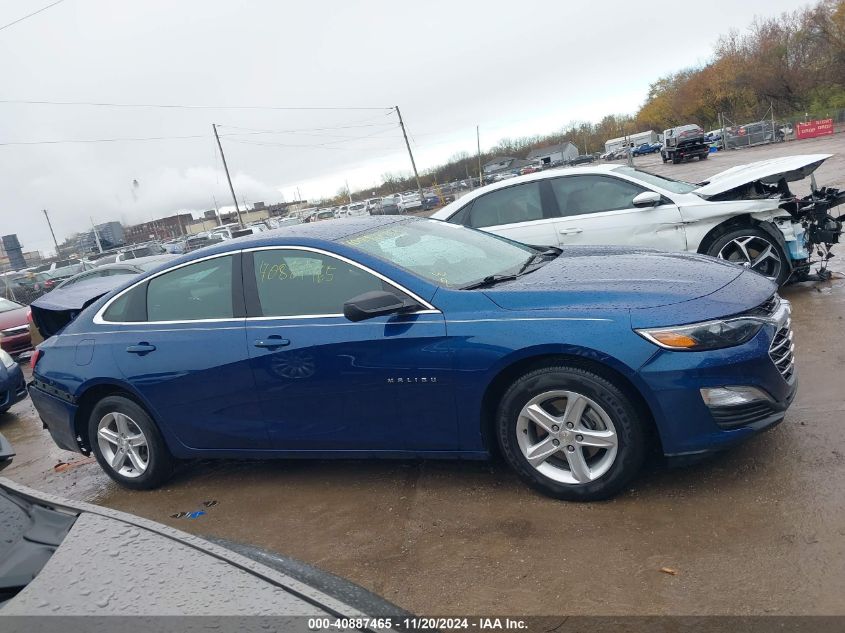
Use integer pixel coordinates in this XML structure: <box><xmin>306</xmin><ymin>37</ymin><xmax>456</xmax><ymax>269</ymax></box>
<box><xmin>718</xmin><ymin>107</ymin><xmax>844</xmax><ymax>149</ymax></box>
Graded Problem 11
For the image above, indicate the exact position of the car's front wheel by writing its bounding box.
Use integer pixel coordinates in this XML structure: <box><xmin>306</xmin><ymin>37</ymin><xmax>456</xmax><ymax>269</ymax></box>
<box><xmin>88</xmin><ymin>395</ymin><xmax>174</xmax><ymax>489</ymax></box>
<box><xmin>497</xmin><ymin>365</ymin><xmax>647</xmax><ymax>501</ymax></box>
<box><xmin>706</xmin><ymin>226</ymin><xmax>789</xmax><ymax>285</ymax></box>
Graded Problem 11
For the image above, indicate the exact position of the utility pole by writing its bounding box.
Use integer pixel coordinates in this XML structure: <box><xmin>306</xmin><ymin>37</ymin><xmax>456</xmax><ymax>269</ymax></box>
<box><xmin>212</xmin><ymin>195</ymin><xmax>222</xmax><ymax>227</ymax></box>
<box><xmin>395</xmin><ymin>106</ymin><xmax>423</xmax><ymax>200</ymax></box>
<box><xmin>89</xmin><ymin>217</ymin><xmax>103</xmax><ymax>253</ymax></box>
<box><xmin>42</xmin><ymin>209</ymin><xmax>59</xmax><ymax>254</ymax></box>
<box><xmin>212</xmin><ymin>124</ymin><xmax>244</xmax><ymax>228</ymax></box>
<box><xmin>476</xmin><ymin>125</ymin><xmax>483</xmax><ymax>188</ymax></box>
<box><xmin>345</xmin><ymin>180</ymin><xmax>353</xmax><ymax>203</ymax></box>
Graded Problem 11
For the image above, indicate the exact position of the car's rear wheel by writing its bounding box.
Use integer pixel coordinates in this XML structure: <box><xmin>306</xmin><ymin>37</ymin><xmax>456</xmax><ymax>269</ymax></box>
<box><xmin>496</xmin><ymin>366</ymin><xmax>647</xmax><ymax>501</ymax></box>
<box><xmin>707</xmin><ymin>227</ymin><xmax>789</xmax><ymax>285</ymax></box>
<box><xmin>88</xmin><ymin>395</ymin><xmax>174</xmax><ymax>489</ymax></box>
<box><xmin>699</xmin><ymin>152</ymin><xmax>708</xmax><ymax>160</ymax></box>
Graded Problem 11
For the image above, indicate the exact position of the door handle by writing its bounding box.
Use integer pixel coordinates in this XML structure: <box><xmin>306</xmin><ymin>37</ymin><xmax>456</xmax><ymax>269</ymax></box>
<box><xmin>126</xmin><ymin>343</ymin><xmax>156</xmax><ymax>354</ymax></box>
<box><xmin>559</xmin><ymin>228</ymin><xmax>583</xmax><ymax>235</ymax></box>
<box><xmin>253</xmin><ymin>336</ymin><xmax>291</xmax><ymax>349</ymax></box>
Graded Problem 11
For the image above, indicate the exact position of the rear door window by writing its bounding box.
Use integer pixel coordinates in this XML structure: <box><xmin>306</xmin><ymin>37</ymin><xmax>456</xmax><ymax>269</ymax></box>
<box><xmin>467</xmin><ymin>182</ymin><xmax>544</xmax><ymax>228</ymax></box>
<box><xmin>146</xmin><ymin>256</ymin><xmax>234</xmax><ymax>321</ymax></box>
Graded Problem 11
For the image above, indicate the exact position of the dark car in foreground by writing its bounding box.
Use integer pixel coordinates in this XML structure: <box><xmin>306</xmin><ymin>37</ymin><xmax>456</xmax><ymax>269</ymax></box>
<box><xmin>0</xmin><ymin>461</ymin><xmax>406</xmax><ymax>620</ymax></box>
<box><xmin>0</xmin><ymin>348</ymin><xmax>26</xmax><ymax>414</ymax></box>
<box><xmin>27</xmin><ymin>217</ymin><xmax>794</xmax><ymax>500</ymax></box>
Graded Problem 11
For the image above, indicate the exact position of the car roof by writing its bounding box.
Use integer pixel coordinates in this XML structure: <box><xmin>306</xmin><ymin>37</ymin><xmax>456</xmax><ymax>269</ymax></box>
<box><xmin>431</xmin><ymin>163</ymin><xmax>624</xmax><ymax>219</ymax></box>
<box><xmin>96</xmin><ymin>254</ymin><xmax>176</xmax><ymax>271</ymax></box>
<box><xmin>181</xmin><ymin>215</ymin><xmax>414</xmax><ymax>259</ymax></box>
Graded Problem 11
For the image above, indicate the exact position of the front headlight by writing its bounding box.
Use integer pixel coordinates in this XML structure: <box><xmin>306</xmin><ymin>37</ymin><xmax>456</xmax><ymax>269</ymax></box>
<box><xmin>0</xmin><ymin>349</ymin><xmax>15</xmax><ymax>369</ymax></box>
<box><xmin>636</xmin><ymin>317</ymin><xmax>765</xmax><ymax>351</ymax></box>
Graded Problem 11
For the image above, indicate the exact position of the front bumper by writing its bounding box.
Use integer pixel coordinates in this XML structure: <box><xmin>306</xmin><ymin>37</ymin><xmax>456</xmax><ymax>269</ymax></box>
<box><xmin>638</xmin><ymin>321</ymin><xmax>797</xmax><ymax>457</ymax></box>
<box><xmin>0</xmin><ymin>363</ymin><xmax>27</xmax><ymax>411</ymax></box>
<box><xmin>27</xmin><ymin>383</ymin><xmax>80</xmax><ymax>452</ymax></box>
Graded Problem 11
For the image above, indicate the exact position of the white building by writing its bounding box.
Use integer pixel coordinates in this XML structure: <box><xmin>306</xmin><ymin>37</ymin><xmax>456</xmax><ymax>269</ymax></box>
<box><xmin>604</xmin><ymin>130</ymin><xmax>660</xmax><ymax>153</ymax></box>
<box><xmin>526</xmin><ymin>142</ymin><xmax>579</xmax><ymax>166</ymax></box>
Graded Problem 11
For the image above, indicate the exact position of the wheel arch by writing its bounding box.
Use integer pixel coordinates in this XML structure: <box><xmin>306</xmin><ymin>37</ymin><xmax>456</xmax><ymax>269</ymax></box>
<box><xmin>73</xmin><ymin>380</ymin><xmax>164</xmax><ymax>454</ymax></box>
<box><xmin>696</xmin><ymin>214</ymin><xmax>789</xmax><ymax>259</ymax></box>
<box><xmin>478</xmin><ymin>351</ymin><xmax>663</xmax><ymax>459</ymax></box>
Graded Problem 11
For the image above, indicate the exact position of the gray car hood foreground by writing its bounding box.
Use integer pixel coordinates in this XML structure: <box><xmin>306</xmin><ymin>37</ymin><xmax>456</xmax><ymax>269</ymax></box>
<box><xmin>694</xmin><ymin>153</ymin><xmax>831</xmax><ymax>198</ymax></box>
<box><xmin>0</xmin><ymin>478</ymin><xmax>406</xmax><ymax>631</ymax></box>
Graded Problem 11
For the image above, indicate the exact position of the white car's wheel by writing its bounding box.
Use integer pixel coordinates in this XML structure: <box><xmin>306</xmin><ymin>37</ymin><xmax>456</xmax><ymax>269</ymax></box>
<box><xmin>707</xmin><ymin>227</ymin><xmax>789</xmax><ymax>285</ymax></box>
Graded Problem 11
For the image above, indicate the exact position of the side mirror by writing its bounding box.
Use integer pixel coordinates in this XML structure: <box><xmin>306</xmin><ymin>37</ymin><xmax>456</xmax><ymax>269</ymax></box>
<box><xmin>632</xmin><ymin>191</ymin><xmax>662</xmax><ymax>208</ymax></box>
<box><xmin>343</xmin><ymin>290</ymin><xmax>417</xmax><ymax>322</ymax></box>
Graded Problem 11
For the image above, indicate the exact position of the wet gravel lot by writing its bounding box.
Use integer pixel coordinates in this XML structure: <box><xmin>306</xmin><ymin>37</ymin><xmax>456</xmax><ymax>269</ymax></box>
<box><xmin>3</xmin><ymin>135</ymin><xmax>845</xmax><ymax>616</ymax></box>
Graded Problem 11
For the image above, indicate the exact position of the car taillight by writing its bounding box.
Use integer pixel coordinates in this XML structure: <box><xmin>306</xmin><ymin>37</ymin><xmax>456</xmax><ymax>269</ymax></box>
<box><xmin>26</xmin><ymin>310</ymin><xmax>32</xmax><ymax>324</ymax></box>
<box><xmin>30</xmin><ymin>348</ymin><xmax>42</xmax><ymax>368</ymax></box>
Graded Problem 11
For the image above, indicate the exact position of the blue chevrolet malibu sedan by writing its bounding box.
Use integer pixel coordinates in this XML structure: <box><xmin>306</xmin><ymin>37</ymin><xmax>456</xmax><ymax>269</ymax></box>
<box><xmin>28</xmin><ymin>216</ymin><xmax>796</xmax><ymax>500</ymax></box>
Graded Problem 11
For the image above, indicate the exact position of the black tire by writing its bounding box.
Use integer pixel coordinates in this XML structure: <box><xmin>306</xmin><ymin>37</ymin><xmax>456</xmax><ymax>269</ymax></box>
<box><xmin>496</xmin><ymin>365</ymin><xmax>647</xmax><ymax>501</ymax></box>
<box><xmin>699</xmin><ymin>152</ymin><xmax>708</xmax><ymax>160</ymax></box>
<box><xmin>88</xmin><ymin>395</ymin><xmax>175</xmax><ymax>490</ymax></box>
<box><xmin>705</xmin><ymin>226</ymin><xmax>790</xmax><ymax>285</ymax></box>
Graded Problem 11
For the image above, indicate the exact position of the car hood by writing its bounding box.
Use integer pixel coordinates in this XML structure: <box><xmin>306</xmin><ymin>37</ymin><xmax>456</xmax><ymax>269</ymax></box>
<box><xmin>695</xmin><ymin>154</ymin><xmax>831</xmax><ymax>198</ymax></box>
<box><xmin>483</xmin><ymin>247</ymin><xmax>745</xmax><ymax>311</ymax></box>
<box><xmin>0</xmin><ymin>305</ymin><xmax>29</xmax><ymax>329</ymax></box>
<box><xmin>0</xmin><ymin>477</ymin><xmax>406</xmax><ymax>618</ymax></box>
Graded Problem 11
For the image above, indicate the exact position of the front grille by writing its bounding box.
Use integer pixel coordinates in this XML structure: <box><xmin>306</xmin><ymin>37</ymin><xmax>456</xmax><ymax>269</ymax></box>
<box><xmin>711</xmin><ymin>401</ymin><xmax>776</xmax><ymax>429</ymax></box>
<box><xmin>769</xmin><ymin>318</ymin><xmax>795</xmax><ymax>382</ymax></box>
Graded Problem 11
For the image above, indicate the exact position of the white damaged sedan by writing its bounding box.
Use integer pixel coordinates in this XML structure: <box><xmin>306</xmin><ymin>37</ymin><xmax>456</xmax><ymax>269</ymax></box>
<box><xmin>431</xmin><ymin>155</ymin><xmax>844</xmax><ymax>284</ymax></box>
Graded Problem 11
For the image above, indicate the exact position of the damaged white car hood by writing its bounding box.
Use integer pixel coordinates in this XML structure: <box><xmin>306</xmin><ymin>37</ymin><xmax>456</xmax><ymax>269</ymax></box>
<box><xmin>695</xmin><ymin>154</ymin><xmax>832</xmax><ymax>197</ymax></box>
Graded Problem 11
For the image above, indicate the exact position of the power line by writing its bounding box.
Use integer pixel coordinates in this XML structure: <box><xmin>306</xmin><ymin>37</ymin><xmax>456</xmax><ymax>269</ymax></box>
<box><xmin>0</xmin><ymin>99</ymin><xmax>394</xmax><ymax>112</ymax></box>
<box><xmin>0</xmin><ymin>0</ymin><xmax>65</xmax><ymax>33</ymax></box>
<box><xmin>0</xmin><ymin>133</ymin><xmax>209</xmax><ymax>146</ymax></box>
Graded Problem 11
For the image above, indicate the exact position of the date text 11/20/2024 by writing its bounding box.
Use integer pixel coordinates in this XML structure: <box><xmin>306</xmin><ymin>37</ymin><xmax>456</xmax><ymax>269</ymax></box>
<box><xmin>307</xmin><ymin>617</ymin><xmax>528</xmax><ymax>630</ymax></box>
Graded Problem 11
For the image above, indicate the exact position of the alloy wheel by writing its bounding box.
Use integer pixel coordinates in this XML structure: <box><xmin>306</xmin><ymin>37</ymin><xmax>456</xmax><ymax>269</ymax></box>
<box><xmin>97</xmin><ymin>412</ymin><xmax>150</xmax><ymax>478</ymax></box>
<box><xmin>717</xmin><ymin>235</ymin><xmax>782</xmax><ymax>281</ymax></box>
<box><xmin>515</xmin><ymin>390</ymin><xmax>618</xmax><ymax>485</ymax></box>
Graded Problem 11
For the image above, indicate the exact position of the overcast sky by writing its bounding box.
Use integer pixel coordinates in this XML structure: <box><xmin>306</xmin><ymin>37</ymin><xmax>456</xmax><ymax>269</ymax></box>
<box><xmin>1</xmin><ymin>0</ymin><xmax>808</xmax><ymax>254</ymax></box>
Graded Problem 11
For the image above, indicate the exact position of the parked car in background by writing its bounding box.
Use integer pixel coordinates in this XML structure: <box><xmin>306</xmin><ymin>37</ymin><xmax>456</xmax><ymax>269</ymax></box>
<box><xmin>422</xmin><ymin>194</ymin><xmax>441</xmax><ymax>210</ymax></box>
<box><xmin>0</xmin><ymin>473</ymin><xmax>408</xmax><ymax>617</ymax></box>
<box><xmin>115</xmin><ymin>243</ymin><xmax>168</xmax><ymax>261</ymax></box>
<box><xmin>184</xmin><ymin>235</ymin><xmax>224</xmax><ymax>252</ymax></box>
<box><xmin>568</xmin><ymin>154</ymin><xmax>596</xmax><ymax>166</ymax></box>
<box><xmin>27</xmin><ymin>216</ymin><xmax>794</xmax><ymax>500</ymax></box>
<box><xmin>366</xmin><ymin>198</ymin><xmax>382</xmax><ymax>213</ymax></box>
<box><xmin>431</xmin><ymin>155</ymin><xmax>843</xmax><ymax>285</ymax></box>
<box><xmin>0</xmin><ymin>298</ymin><xmax>32</xmax><ymax>357</ymax></box>
<box><xmin>374</xmin><ymin>196</ymin><xmax>402</xmax><ymax>215</ymax></box>
<box><xmin>346</xmin><ymin>201</ymin><xmax>370</xmax><ymax>217</ymax></box>
<box><xmin>53</xmin><ymin>255</ymin><xmax>177</xmax><ymax>290</ymax></box>
<box><xmin>631</xmin><ymin>142</ymin><xmax>661</xmax><ymax>156</ymax></box>
<box><xmin>399</xmin><ymin>191</ymin><xmax>423</xmax><ymax>211</ymax></box>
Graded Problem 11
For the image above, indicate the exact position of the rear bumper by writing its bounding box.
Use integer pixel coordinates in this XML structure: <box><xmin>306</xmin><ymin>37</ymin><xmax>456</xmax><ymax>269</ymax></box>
<box><xmin>0</xmin><ymin>364</ymin><xmax>27</xmax><ymax>411</ymax></box>
<box><xmin>27</xmin><ymin>383</ymin><xmax>81</xmax><ymax>452</ymax></box>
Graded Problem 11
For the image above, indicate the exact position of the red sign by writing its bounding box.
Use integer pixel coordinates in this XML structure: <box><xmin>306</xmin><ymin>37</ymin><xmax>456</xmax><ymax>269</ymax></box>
<box><xmin>795</xmin><ymin>118</ymin><xmax>834</xmax><ymax>140</ymax></box>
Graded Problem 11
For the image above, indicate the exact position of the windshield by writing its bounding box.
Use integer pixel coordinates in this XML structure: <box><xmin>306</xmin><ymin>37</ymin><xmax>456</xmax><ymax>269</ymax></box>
<box><xmin>0</xmin><ymin>298</ymin><xmax>21</xmax><ymax>312</ymax></box>
<box><xmin>341</xmin><ymin>220</ymin><xmax>536</xmax><ymax>288</ymax></box>
<box><xmin>614</xmin><ymin>166</ymin><xmax>698</xmax><ymax>194</ymax></box>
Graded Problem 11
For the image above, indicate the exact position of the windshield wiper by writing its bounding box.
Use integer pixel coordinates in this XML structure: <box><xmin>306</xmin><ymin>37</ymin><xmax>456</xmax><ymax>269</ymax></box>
<box><xmin>517</xmin><ymin>248</ymin><xmax>559</xmax><ymax>275</ymax></box>
<box><xmin>461</xmin><ymin>274</ymin><xmax>518</xmax><ymax>290</ymax></box>
<box><xmin>462</xmin><ymin>248</ymin><xmax>559</xmax><ymax>290</ymax></box>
